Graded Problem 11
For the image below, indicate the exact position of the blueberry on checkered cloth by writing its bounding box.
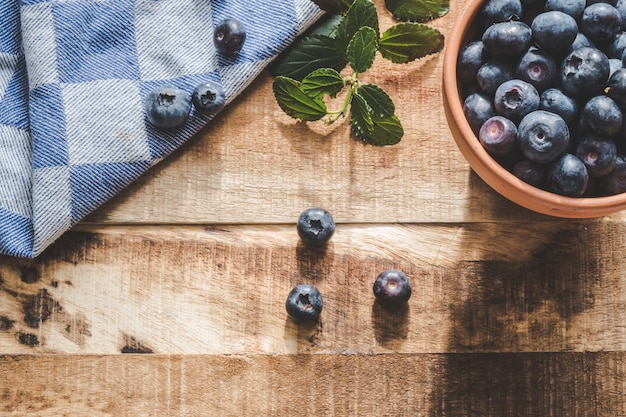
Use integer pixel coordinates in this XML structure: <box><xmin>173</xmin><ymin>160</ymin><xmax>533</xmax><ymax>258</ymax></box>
<box><xmin>0</xmin><ymin>0</ymin><xmax>323</xmax><ymax>258</ymax></box>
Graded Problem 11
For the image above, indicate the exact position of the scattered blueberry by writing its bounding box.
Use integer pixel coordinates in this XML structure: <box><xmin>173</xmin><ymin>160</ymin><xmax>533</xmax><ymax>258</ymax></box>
<box><xmin>575</xmin><ymin>133</ymin><xmax>617</xmax><ymax>177</ymax></box>
<box><xmin>214</xmin><ymin>18</ymin><xmax>247</xmax><ymax>55</ymax></box>
<box><xmin>285</xmin><ymin>284</ymin><xmax>323</xmax><ymax>322</ymax></box>
<box><xmin>373</xmin><ymin>270</ymin><xmax>412</xmax><ymax>309</ymax></box>
<box><xmin>192</xmin><ymin>81</ymin><xmax>225</xmax><ymax>115</ymax></box>
<box><xmin>297</xmin><ymin>208</ymin><xmax>336</xmax><ymax>247</ymax></box>
<box><xmin>546</xmin><ymin>153</ymin><xmax>589</xmax><ymax>196</ymax></box>
<box><xmin>144</xmin><ymin>86</ymin><xmax>191</xmax><ymax>129</ymax></box>
<box><xmin>494</xmin><ymin>79</ymin><xmax>540</xmax><ymax>123</ymax></box>
<box><xmin>479</xmin><ymin>115</ymin><xmax>518</xmax><ymax>157</ymax></box>
<box><xmin>517</xmin><ymin>110</ymin><xmax>570</xmax><ymax>163</ymax></box>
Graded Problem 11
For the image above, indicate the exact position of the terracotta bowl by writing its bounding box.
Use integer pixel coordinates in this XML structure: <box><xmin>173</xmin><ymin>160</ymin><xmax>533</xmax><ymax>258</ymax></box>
<box><xmin>442</xmin><ymin>0</ymin><xmax>626</xmax><ymax>218</ymax></box>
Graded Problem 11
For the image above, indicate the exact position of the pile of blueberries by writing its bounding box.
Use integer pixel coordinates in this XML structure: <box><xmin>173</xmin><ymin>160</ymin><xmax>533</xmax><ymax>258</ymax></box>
<box><xmin>459</xmin><ymin>0</ymin><xmax>626</xmax><ymax>197</ymax></box>
<box><xmin>286</xmin><ymin>208</ymin><xmax>412</xmax><ymax>323</ymax></box>
<box><xmin>144</xmin><ymin>18</ymin><xmax>246</xmax><ymax>129</ymax></box>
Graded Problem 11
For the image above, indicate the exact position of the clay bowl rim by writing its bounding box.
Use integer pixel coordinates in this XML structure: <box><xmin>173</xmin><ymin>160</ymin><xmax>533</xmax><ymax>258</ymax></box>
<box><xmin>442</xmin><ymin>0</ymin><xmax>626</xmax><ymax>218</ymax></box>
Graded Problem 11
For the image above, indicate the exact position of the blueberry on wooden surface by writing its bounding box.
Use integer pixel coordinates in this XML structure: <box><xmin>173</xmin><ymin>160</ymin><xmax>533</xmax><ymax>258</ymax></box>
<box><xmin>297</xmin><ymin>208</ymin><xmax>335</xmax><ymax>247</ymax></box>
<box><xmin>214</xmin><ymin>18</ymin><xmax>246</xmax><ymax>55</ymax></box>
<box><xmin>373</xmin><ymin>270</ymin><xmax>412</xmax><ymax>309</ymax></box>
<box><xmin>285</xmin><ymin>284</ymin><xmax>323</xmax><ymax>322</ymax></box>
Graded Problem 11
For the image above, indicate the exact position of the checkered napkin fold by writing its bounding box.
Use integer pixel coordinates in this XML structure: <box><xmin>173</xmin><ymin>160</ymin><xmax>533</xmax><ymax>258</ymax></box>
<box><xmin>0</xmin><ymin>0</ymin><xmax>324</xmax><ymax>258</ymax></box>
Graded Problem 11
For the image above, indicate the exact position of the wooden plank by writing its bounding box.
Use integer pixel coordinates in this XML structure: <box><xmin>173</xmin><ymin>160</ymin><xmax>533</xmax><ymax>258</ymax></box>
<box><xmin>2</xmin><ymin>221</ymin><xmax>626</xmax><ymax>354</ymax></box>
<box><xmin>81</xmin><ymin>0</ymin><xmax>622</xmax><ymax>225</ymax></box>
<box><xmin>1</xmin><ymin>352</ymin><xmax>625</xmax><ymax>416</ymax></box>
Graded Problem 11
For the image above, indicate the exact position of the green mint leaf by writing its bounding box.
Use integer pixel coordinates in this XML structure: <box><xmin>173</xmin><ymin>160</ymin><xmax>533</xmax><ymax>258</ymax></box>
<box><xmin>350</xmin><ymin>93</ymin><xmax>374</xmax><ymax>139</ymax></box>
<box><xmin>347</xmin><ymin>26</ymin><xmax>379</xmax><ymax>73</ymax></box>
<box><xmin>311</xmin><ymin>0</ymin><xmax>355</xmax><ymax>13</ymax></box>
<box><xmin>357</xmin><ymin>84</ymin><xmax>394</xmax><ymax>117</ymax></box>
<box><xmin>384</xmin><ymin>0</ymin><xmax>450</xmax><ymax>22</ymax></box>
<box><xmin>273</xmin><ymin>76</ymin><xmax>328</xmax><ymax>121</ymax></box>
<box><xmin>269</xmin><ymin>34</ymin><xmax>348</xmax><ymax>81</ymax></box>
<box><xmin>367</xmin><ymin>114</ymin><xmax>404</xmax><ymax>145</ymax></box>
<box><xmin>379</xmin><ymin>22</ymin><xmax>444</xmax><ymax>64</ymax></box>
<box><xmin>302</xmin><ymin>68</ymin><xmax>345</xmax><ymax>98</ymax></box>
<box><xmin>336</xmin><ymin>0</ymin><xmax>379</xmax><ymax>59</ymax></box>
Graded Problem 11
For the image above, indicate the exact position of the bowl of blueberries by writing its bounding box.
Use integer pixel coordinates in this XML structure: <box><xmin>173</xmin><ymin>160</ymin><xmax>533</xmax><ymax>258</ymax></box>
<box><xmin>443</xmin><ymin>0</ymin><xmax>626</xmax><ymax>217</ymax></box>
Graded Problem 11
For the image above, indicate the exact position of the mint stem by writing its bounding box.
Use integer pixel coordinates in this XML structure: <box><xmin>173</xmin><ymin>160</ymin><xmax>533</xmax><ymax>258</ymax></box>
<box><xmin>326</xmin><ymin>72</ymin><xmax>357</xmax><ymax>124</ymax></box>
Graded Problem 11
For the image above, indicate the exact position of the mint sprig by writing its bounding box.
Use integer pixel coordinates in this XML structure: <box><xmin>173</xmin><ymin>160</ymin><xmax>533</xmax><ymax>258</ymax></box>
<box><xmin>271</xmin><ymin>0</ymin><xmax>447</xmax><ymax>146</ymax></box>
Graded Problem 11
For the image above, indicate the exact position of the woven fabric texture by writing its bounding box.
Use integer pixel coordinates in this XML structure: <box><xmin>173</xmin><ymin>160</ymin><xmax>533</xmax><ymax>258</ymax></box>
<box><xmin>0</xmin><ymin>0</ymin><xmax>323</xmax><ymax>258</ymax></box>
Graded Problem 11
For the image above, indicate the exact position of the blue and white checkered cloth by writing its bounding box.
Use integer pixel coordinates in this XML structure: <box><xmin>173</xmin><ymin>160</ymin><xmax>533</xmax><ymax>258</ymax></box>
<box><xmin>0</xmin><ymin>0</ymin><xmax>323</xmax><ymax>258</ymax></box>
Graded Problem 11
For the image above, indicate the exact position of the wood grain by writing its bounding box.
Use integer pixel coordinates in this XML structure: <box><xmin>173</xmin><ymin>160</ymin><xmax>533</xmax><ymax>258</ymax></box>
<box><xmin>2</xmin><ymin>352</ymin><xmax>625</xmax><ymax>416</ymax></box>
<box><xmin>3</xmin><ymin>0</ymin><xmax>626</xmax><ymax>415</ymax></box>
<box><xmin>2</xmin><ymin>221</ymin><xmax>625</xmax><ymax>355</ymax></box>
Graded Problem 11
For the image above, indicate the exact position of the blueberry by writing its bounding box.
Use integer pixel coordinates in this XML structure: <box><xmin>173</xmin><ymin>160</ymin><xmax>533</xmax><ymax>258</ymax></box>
<box><xmin>606</xmin><ymin>68</ymin><xmax>626</xmax><ymax>108</ymax></box>
<box><xmin>463</xmin><ymin>92</ymin><xmax>497</xmax><ymax>133</ymax></box>
<box><xmin>285</xmin><ymin>284</ymin><xmax>323</xmax><ymax>322</ymax></box>
<box><xmin>144</xmin><ymin>86</ymin><xmax>191</xmax><ymax>129</ymax></box>
<box><xmin>518</xmin><ymin>110</ymin><xmax>570</xmax><ymax>163</ymax></box>
<box><xmin>598</xmin><ymin>154</ymin><xmax>626</xmax><ymax>195</ymax></box>
<box><xmin>494</xmin><ymin>79</ymin><xmax>540</xmax><ymax>123</ymax></box>
<box><xmin>565</xmin><ymin>32</ymin><xmax>596</xmax><ymax>56</ymax></box>
<box><xmin>457</xmin><ymin>41</ymin><xmax>488</xmax><ymax>85</ymax></box>
<box><xmin>546</xmin><ymin>153</ymin><xmax>589</xmax><ymax>196</ymax></box>
<box><xmin>192</xmin><ymin>81</ymin><xmax>225</xmax><ymax>115</ymax></box>
<box><xmin>512</xmin><ymin>158</ymin><xmax>548</xmax><ymax>187</ymax></box>
<box><xmin>581</xmin><ymin>95</ymin><xmax>623</xmax><ymax>136</ymax></box>
<box><xmin>608</xmin><ymin>32</ymin><xmax>626</xmax><ymax>59</ymax></box>
<box><xmin>617</xmin><ymin>0</ymin><xmax>626</xmax><ymax>29</ymax></box>
<box><xmin>297</xmin><ymin>208</ymin><xmax>335</xmax><ymax>247</ymax></box>
<box><xmin>373</xmin><ymin>270</ymin><xmax>412</xmax><ymax>309</ymax></box>
<box><xmin>515</xmin><ymin>47</ymin><xmax>558</xmax><ymax>92</ymax></box>
<box><xmin>482</xmin><ymin>21</ymin><xmax>533</xmax><ymax>57</ymax></box>
<box><xmin>545</xmin><ymin>0</ymin><xmax>586</xmax><ymax>19</ymax></box>
<box><xmin>477</xmin><ymin>60</ymin><xmax>514</xmax><ymax>96</ymax></box>
<box><xmin>575</xmin><ymin>133</ymin><xmax>617</xmax><ymax>177</ymax></box>
<box><xmin>561</xmin><ymin>47</ymin><xmax>610</xmax><ymax>98</ymax></box>
<box><xmin>479</xmin><ymin>115</ymin><xmax>518</xmax><ymax>156</ymax></box>
<box><xmin>480</xmin><ymin>0</ymin><xmax>523</xmax><ymax>27</ymax></box>
<box><xmin>580</xmin><ymin>3</ymin><xmax>622</xmax><ymax>43</ymax></box>
<box><xmin>214</xmin><ymin>18</ymin><xmax>246</xmax><ymax>55</ymax></box>
<box><xmin>531</xmin><ymin>11</ymin><xmax>578</xmax><ymax>51</ymax></box>
<box><xmin>609</xmin><ymin>58</ymin><xmax>623</xmax><ymax>77</ymax></box>
<box><xmin>539</xmin><ymin>88</ymin><xmax>579</xmax><ymax>124</ymax></box>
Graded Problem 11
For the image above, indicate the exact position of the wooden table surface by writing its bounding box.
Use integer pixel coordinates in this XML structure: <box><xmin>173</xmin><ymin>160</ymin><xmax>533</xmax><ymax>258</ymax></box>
<box><xmin>3</xmin><ymin>1</ymin><xmax>626</xmax><ymax>415</ymax></box>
